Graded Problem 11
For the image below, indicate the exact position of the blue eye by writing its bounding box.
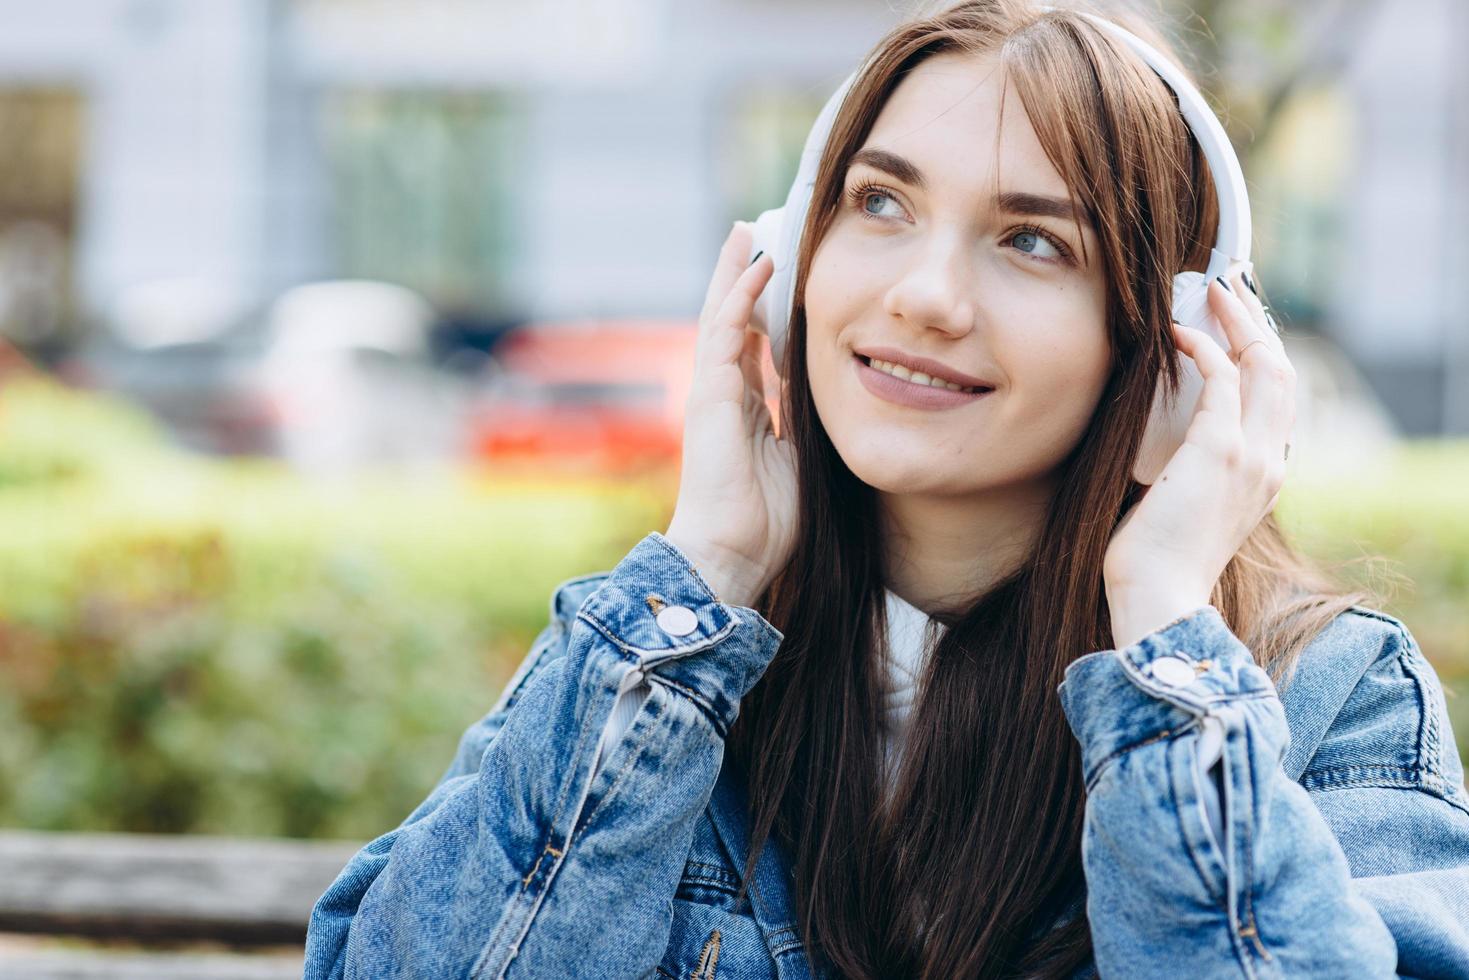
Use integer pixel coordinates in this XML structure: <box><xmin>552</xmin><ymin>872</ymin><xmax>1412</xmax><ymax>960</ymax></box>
<box><xmin>1010</xmin><ymin>229</ymin><xmax>1058</xmax><ymax>258</ymax></box>
<box><xmin>1007</xmin><ymin>225</ymin><xmax>1072</xmax><ymax>263</ymax></box>
<box><xmin>843</xmin><ymin>179</ymin><xmax>1075</xmax><ymax>264</ymax></box>
<box><xmin>849</xmin><ymin>183</ymin><xmax>904</xmax><ymax>220</ymax></box>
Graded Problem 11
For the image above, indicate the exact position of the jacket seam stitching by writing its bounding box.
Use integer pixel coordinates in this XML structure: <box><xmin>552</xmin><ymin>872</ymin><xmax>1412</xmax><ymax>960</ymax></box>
<box><xmin>472</xmin><ymin>647</ymin><xmax>621</xmax><ymax>976</ymax></box>
<box><xmin>645</xmin><ymin>530</ymin><xmax>724</xmax><ymax>601</ymax></box>
<box><xmin>680</xmin><ymin>863</ymin><xmax>742</xmax><ymax>893</ymax></box>
<box><xmin>549</xmin><ymin>573</ymin><xmax>611</xmax><ymax>626</ymax></box>
<box><xmin>573</xmin><ymin>689</ymin><xmax>664</xmax><ymax>840</ymax></box>
<box><xmin>1236</xmin><ymin>724</ymin><xmax>1271</xmax><ymax>972</ymax></box>
<box><xmin>647</xmin><ymin>673</ymin><xmax>729</xmax><ymax>740</ymax></box>
<box><xmin>1084</xmin><ymin>726</ymin><xmax>1178</xmax><ymax>792</ymax></box>
<box><xmin>1302</xmin><ymin>771</ymin><xmax>1469</xmax><ymax>818</ymax></box>
<box><xmin>1081</xmin><ymin>693</ymin><xmax>1273</xmax><ymax>791</ymax></box>
<box><xmin>1301</xmin><ymin>763</ymin><xmax>1425</xmax><ymax>788</ymax></box>
<box><xmin>1173</xmin><ymin>736</ymin><xmax>1229</xmax><ymax>908</ymax></box>
<box><xmin>1398</xmin><ymin>639</ymin><xmax>1444</xmax><ymax>781</ymax></box>
<box><xmin>577</xmin><ymin>605</ymin><xmax>740</xmax><ymax>660</ymax></box>
<box><xmin>473</xmin><ymin>657</ymin><xmax>629</xmax><ymax>976</ymax></box>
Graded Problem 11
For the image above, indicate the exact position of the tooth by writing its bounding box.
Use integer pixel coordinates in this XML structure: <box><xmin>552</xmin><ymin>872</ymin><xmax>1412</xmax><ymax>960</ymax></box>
<box><xmin>943</xmin><ymin>381</ymin><xmax>960</xmax><ymax>391</ymax></box>
<box><xmin>890</xmin><ymin>364</ymin><xmax>912</xmax><ymax>380</ymax></box>
<box><xmin>909</xmin><ymin>371</ymin><xmax>930</xmax><ymax>385</ymax></box>
<box><xmin>875</xmin><ymin>360</ymin><xmax>891</xmax><ymax>371</ymax></box>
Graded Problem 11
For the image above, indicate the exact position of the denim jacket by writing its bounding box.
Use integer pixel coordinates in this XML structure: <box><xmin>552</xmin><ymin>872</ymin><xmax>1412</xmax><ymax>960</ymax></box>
<box><xmin>306</xmin><ymin>532</ymin><xmax>1469</xmax><ymax>979</ymax></box>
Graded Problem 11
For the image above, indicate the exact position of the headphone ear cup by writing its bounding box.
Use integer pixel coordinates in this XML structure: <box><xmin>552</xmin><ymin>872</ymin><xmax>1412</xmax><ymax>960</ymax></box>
<box><xmin>1131</xmin><ymin>272</ymin><xmax>1219</xmax><ymax>485</ymax></box>
<box><xmin>747</xmin><ymin>207</ymin><xmax>791</xmax><ymax>376</ymax></box>
<box><xmin>1133</xmin><ymin>353</ymin><xmax>1204</xmax><ymax>485</ymax></box>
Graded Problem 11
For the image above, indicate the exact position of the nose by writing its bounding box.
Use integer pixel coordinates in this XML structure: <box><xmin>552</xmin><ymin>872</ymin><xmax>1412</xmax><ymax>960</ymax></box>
<box><xmin>881</xmin><ymin>231</ymin><xmax>977</xmax><ymax>338</ymax></box>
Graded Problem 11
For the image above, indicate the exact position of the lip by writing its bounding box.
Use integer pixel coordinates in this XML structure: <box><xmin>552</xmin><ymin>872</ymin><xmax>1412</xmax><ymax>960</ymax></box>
<box><xmin>853</xmin><ymin>354</ymin><xmax>994</xmax><ymax>410</ymax></box>
<box><xmin>851</xmin><ymin>345</ymin><xmax>995</xmax><ymax>389</ymax></box>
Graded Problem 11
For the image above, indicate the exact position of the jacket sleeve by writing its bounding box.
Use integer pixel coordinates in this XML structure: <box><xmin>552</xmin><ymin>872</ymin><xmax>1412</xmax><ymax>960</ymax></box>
<box><xmin>304</xmin><ymin>532</ymin><xmax>785</xmax><ymax>980</ymax></box>
<box><xmin>1057</xmin><ymin>605</ymin><xmax>1469</xmax><ymax>979</ymax></box>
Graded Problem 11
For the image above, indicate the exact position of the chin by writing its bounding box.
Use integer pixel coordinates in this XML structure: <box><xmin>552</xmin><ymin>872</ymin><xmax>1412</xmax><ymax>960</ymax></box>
<box><xmin>833</xmin><ymin>437</ymin><xmax>966</xmax><ymax>495</ymax></box>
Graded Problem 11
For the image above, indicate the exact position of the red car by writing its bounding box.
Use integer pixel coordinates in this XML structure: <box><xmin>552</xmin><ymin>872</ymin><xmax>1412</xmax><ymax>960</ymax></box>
<box><xmin>467</xmin><ymin>319</ymin><xmax>695</xmax><ymax>472</ymax></box>
<box><xmin>466</xmin><ymin>318</ymin><xmax>781</xmax><ymax>472</ymax></box>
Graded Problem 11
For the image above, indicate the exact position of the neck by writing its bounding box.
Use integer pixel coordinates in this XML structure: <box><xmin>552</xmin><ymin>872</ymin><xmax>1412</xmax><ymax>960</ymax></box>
<box><xmin>878</xmin><ymin>476</ymin><xmax>1054</xmax><ymax>619</ymax></box>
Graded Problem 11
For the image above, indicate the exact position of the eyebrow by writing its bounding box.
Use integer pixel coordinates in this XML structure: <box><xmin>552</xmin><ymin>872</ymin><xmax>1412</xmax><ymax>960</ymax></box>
<box><xmin>847</xmin><ymin>147</ymin><xmax>1092</xmax><ymax>229</ymax></box>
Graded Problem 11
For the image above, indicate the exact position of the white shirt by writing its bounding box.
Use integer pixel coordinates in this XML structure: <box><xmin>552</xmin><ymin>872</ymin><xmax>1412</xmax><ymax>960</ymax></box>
<box><xmin>880</xmin><ymin>588</ymin><xmax>944</xmax><ymax>790</ymax></box>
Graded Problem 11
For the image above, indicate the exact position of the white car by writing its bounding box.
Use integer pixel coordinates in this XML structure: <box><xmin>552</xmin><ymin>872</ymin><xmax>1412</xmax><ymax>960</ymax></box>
<box><xmin>259</xmin><ymin>280</ymin><xmax>464</xmax><ymax>475</ymax></box>
<box><xmin>83</xmin><ymin>278</ymin><xmax>466</xmax><ymax>473</ymax></box>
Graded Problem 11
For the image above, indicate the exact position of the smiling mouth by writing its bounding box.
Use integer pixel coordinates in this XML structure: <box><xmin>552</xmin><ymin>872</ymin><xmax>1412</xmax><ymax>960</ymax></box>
<box><xmin>856</xmin><ymin>354</ymin><xmax>993</xmax><ymax>394</ymax></box>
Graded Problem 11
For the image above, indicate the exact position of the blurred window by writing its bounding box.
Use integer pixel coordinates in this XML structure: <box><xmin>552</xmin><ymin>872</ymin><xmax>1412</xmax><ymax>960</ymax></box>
<box><xmin>321</xmin><ymin>90</ymin><xmax>526</xmax><ymax>315</ymax></box>
<box><xmin>0</xmin><ymin>87</ymin><xmax>83</xmax><ymax>350</ymax></box>
<box><xmin>718</xmin><ymin>85</ymin><xmax>829</xmax><ymax>230</ymax></box>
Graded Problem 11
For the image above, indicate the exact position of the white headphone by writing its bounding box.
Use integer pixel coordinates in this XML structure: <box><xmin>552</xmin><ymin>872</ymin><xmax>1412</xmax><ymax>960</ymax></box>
<box><xmin>745</xmin><ymin>9</ymin><xmax>1271</xmax><ymax>485</ymax></box>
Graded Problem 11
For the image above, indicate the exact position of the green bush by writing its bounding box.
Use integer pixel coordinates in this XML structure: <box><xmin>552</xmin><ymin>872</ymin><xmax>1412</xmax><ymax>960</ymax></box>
<box><xmin>0</xmin><ymin>376</ymin><xmax>669</xmax><ymax>839</ymax></box>
<box><xmin>1276</xmin><ymin>442</ymin><xmax>1469</xmax><ymax>758</ymax></box>
<box><xmin>0</xmin><ymin>376</ymin><xmax>1465</xmax><ymax>840</ymax></box>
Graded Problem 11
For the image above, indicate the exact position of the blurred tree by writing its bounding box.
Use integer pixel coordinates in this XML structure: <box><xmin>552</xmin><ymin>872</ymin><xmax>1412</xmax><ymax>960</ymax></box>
<box><xmin>1164</xmin><ymin>0</ymin><xmax>1380</xmax><ymax>148</ymax></box>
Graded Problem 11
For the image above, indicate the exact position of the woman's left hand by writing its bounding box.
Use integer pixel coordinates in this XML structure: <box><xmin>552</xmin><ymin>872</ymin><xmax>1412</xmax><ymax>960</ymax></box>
<box><xmin>1102</xmin><ymin>269</ymin><xmax>1296</xmax><ymax>650</ymax></box>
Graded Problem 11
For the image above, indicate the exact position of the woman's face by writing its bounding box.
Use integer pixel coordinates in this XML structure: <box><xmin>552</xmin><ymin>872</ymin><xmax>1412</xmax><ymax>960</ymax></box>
<box><xmin>804</xmin><ymin>50</ymin><xmax>1111</xmax><ymax>498</ymax></box>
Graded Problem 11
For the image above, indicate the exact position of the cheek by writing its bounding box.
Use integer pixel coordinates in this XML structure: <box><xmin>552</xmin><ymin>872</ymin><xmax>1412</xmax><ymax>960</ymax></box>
<box><xmin>1031</xmin><ymin>333</ymin><xmax>1110</xmax><ymax>395</ymax></box>
<box><xmin>803</xmin><ymin>236</ymin><xmax>867</xmax><ymax>335</ymax></box>
<box><xmin>802</xmin><ymin>240</ymin><xmax>867</xmax><ymax>388</ymax></box>
<box><xmin>1008</xmin><ymin>316</ymin><xmax>1113</xmax><ymax>438</ymax></box>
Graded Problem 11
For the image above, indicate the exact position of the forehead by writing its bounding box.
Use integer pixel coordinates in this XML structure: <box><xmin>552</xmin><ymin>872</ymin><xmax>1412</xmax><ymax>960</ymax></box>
<box><xmin>860</xmin><ymin>50</ymin><xmax>1068</xmax><ymax>200</ymax></box>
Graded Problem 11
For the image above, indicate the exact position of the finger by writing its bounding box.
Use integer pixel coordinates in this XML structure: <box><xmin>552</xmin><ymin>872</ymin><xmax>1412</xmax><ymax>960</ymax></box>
<box><xmin>699</xmin><ymin>222</ymin><xmax>755</xmax><ymax>331</ymax></box>
<box><xmin>1172</xmin><ymin>319</ymin><xmax>1240</xmax><ymax>426</ymax></box>
<box><xmin>1229</xmin><ymin>270</ymin><xmax>1295</xmax><ymax>453</ymax></box>
<box><xmin>1229</xmin><ymin>266</ymin><xmax>1276</xmax><ymax>341</ymax></box>
<box><xmin>739</xmin><ymin>327</ymin><xmax>768</xmax><ymax>415</ymax></box>
<box><xmin>700</xmin><ymin>255</ymin><xmax>774</xmax><ymax>374</ymax></box>
<box><xmin>1210</xmin><ymin>274</ymin><xmax>1268</xmax><ymax>360</ymax></box>
<box><xmin>1208</xmin><ymin>276</ymin><xmax>1295</xmax><ymax>458</ymax></box>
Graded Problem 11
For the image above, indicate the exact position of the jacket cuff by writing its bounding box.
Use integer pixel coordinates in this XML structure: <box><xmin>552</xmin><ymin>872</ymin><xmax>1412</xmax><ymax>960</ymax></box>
<box><xmin>1058</xmin><ymin>605</ymin><xmax>1276</xmax><ymax>786</ymax></box>
<box><xmin>574</xmin><ymin>532</ymin><xmax>785</xmax><ymax>735</ymax></box>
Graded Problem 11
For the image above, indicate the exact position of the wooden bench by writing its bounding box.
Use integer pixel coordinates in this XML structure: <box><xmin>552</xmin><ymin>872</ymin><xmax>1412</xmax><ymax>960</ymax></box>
<box><xmin>0</xmin><ymin>829</ymin><xmax>362</xmax><ymax>980</ymax></box>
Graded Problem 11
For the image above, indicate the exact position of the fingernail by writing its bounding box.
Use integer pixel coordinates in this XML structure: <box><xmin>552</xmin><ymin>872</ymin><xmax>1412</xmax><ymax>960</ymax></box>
<box><xmin>1242</xmin><ymin>271</ymin><xmax>1258</xmax><ymax>296</ymax></box>
<box><xmin>1215</xmin><ymin>275</ymin><xmax>1230</xmax><ymax>293</ymax></box>
<box><xmin>749</xmin><ymin>250</ymin><xmax>764</xmax><ymax>267</ymax></box>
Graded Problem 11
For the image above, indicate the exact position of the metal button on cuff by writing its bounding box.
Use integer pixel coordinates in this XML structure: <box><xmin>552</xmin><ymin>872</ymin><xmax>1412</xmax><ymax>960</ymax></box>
<box><xmin>1147</xmin><ymin>655</ymin><xmax>1198</xmax><ymax>688</ymax></box>
<box><xmin>655</xmin><ymin>604</ymin><xmax>699</xmax><ymax>637</ymax></box>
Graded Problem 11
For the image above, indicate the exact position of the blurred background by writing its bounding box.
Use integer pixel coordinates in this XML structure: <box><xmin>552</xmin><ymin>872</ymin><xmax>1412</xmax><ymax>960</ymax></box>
<box><xmin>0</xmin><ymin>0</ymin><xmax>1465</xmax><ymax>971</ymax></box>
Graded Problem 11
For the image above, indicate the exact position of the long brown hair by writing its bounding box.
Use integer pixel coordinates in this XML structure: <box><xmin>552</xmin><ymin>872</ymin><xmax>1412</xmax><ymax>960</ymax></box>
<box><xmin>724</xmin><ymin>2</ymin><xmax>1374</xmax><ymax>977</ymax></box>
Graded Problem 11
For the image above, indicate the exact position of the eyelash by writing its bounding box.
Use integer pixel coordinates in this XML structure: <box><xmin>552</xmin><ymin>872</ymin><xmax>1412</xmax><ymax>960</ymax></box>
<box><xmin>843</xmin><ymin>180</ymin><xmax>1075</xmax><ymax>264</ymax></box>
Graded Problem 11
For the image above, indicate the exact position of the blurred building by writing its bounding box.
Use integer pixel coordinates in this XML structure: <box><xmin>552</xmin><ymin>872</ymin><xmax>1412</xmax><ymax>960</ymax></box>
<box><xmin>0</xmin><ymin>0</ymin><xmax>1463</xmax><ymax>435</ymax></box>
<box><xmin>1329</xmin><ymin>0</ymin><xmax>1469</xmax><ymax>436</ymax></box>
<box><xmin>0</xmin><ymin>0</ymin><xmax>893</xmax><ymax>335</ymax></box>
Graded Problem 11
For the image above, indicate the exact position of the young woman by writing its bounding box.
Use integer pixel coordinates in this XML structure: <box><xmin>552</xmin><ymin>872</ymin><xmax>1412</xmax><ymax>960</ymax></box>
<box><xmin>306</xmin><ymin>2</ymin><xmax>1469</xmax><ymax>977</ymax></box>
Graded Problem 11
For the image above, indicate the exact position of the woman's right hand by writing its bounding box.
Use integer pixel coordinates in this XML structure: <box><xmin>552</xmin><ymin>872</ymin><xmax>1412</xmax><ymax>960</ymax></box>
<box><xmin>664</xmin><ymin>221</ymin><xmax>798</xmax><ymax>608</ymax></box>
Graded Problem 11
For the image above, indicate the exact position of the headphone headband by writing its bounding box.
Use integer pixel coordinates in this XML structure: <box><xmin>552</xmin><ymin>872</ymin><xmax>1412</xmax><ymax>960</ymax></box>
<box><xmin>1064</xmin><ymin>10</ymin><xmax>1251</xmax><ymax>275</ymax></box>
